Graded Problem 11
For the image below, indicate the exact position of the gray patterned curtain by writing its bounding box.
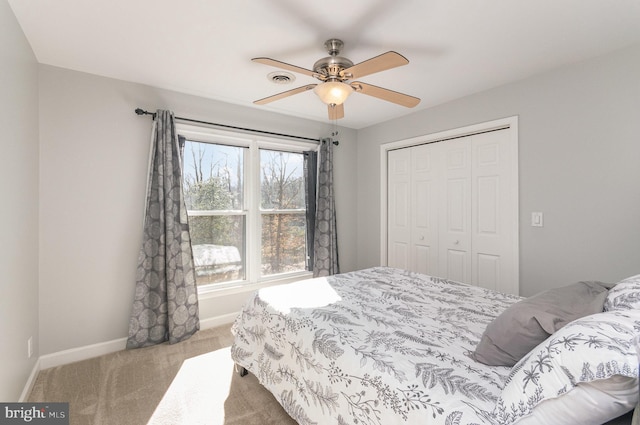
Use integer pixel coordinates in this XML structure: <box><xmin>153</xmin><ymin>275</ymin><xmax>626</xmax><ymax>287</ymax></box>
<box><xmin>126</xmin><ymin>110</ymin><xmax>200</xmax><ymax>349</ymax></box>
<box><xmin>313</xmin><ymin>138</ymin><xmax>339</xmax><ymax>276</ymax></box>
<box><xmin>303</xmin><ymin>150</ymin><xmax>317</xmax><ymax>271</ymax></box>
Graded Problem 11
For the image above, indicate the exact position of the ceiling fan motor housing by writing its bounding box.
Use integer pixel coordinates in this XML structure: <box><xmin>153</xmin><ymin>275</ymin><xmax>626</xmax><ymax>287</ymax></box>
<box><xmin>313</xmin><ymin>56</ymin><xmax>354</xmax><ymax>80</ymax></box>
<box><xmin>313</xmin><ymin>39</ymin><xmax>353</xmax><ymax>81</ymax></box>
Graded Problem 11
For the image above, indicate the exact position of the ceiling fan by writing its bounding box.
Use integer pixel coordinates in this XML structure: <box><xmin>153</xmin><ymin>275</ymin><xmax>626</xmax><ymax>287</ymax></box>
<box><xmin>252</xmin><ymin>39</ymin><xmax>420</xmax><ymax>120</ymax></box>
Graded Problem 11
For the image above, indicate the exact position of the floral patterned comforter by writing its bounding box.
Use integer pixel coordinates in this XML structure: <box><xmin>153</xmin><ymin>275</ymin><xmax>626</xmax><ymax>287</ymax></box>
<box><xmin>230</xmin><ymin>267</ymin><xmax>522</xmax><ymax>424</ymax></box>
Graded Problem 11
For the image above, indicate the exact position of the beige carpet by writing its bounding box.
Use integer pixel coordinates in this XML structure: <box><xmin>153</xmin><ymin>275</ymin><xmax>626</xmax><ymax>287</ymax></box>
<box><xmin>27</xmin><ymin>324</ymin><xmax>297</xmax><ymax>425</ymax></box>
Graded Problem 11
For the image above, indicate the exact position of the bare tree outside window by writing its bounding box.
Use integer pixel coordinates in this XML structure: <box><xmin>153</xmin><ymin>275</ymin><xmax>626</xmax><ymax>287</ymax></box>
<box><xmin>260</xmin><ymin>150</ymin><xmax>306</xmax><ymax>276</ymax></box>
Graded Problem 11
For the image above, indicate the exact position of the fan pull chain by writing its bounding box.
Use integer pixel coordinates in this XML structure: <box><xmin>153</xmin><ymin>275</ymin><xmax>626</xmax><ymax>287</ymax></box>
<box><xmin>332</xmin><ymin>117</ymin><xmax>339</xmax><ymax>141</ymax></box>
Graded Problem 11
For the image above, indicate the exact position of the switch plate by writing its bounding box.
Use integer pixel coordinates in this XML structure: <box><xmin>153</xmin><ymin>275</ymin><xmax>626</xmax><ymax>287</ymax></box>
<box><xmin>531</xmin><ymin>212</ymin><xmax>543</xmax><ymax>227</ymax></box>
<box><xmin>27</xmin><ymin>336</ymin><xmax>33</xmax><ymax>358</ymax></box>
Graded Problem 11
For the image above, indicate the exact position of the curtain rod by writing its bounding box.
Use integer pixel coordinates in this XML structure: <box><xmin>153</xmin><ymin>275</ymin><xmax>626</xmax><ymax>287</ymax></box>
<box><xmin>135</xmin><ymin>108</ymin><xmax>338</xmax><ymax>145</ymax></box>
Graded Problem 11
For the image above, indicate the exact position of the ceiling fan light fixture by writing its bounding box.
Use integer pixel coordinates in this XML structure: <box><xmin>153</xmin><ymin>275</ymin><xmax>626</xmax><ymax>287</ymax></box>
<box><xmin>313</xmin><ymin>81</ymin><xmax>353</xmax><ymax>105</ymax></box>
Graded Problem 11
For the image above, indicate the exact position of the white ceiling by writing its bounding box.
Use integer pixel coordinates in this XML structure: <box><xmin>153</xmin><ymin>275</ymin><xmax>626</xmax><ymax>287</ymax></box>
<box><xmin>9</xmin><ymin>0</ymin><xmax>640</xmax><ymax>129</ymax></box>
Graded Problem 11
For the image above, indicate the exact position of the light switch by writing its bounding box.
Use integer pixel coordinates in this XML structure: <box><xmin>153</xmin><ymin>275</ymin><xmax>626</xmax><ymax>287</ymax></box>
<box><xmin>531</xmin><ymin>212</ymin><xmax>543</xmax><ymax>227</ymax></box>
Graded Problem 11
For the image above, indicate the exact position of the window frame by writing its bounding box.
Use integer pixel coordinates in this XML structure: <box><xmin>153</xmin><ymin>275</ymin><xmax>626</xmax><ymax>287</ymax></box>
<box><xmin>177</xmin><ymin>123</ymin><xmax>317</xmax><ymax>296</ymax></box>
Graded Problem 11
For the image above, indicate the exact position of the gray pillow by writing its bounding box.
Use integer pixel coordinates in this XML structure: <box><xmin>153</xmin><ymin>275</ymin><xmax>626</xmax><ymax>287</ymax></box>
<box><xmin>472</xmin><ymin>281</ymin><xmax>609</xmax><ymax>367</ymax></box>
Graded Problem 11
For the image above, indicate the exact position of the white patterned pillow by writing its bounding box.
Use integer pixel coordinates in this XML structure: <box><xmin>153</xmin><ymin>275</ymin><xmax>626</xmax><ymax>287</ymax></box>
<box><xmin>604</xmin><ymin>274</ymin><xmax>640</xmax><ymax>311</ymax></box>
<box><xmin>493</xmin><ymin>310</ymin><xmax>639</xmax><ymax>425</ymax></box>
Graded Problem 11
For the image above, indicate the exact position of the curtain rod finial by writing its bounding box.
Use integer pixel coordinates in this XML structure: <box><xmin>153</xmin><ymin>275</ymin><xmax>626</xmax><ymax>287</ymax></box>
<box><xmin>135</xmin><ymin>108</ymin><xmax>156</xmax><ymax>119</ymax></box>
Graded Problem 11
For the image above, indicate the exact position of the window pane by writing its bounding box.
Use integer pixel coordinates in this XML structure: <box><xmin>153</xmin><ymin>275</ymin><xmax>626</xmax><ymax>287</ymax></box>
<box><xmin>183</xmin><ymin>141</ymin><xmax>244</xmax><ymax>211</ymax></box>
<box><xmin>189</xmin><ymin>215</ymin><xmax>245</xmax><ymax>285</ymax></box>
<box><xmin>261</xmin><ymin>213</ymin><xmax>306</xmax><ymax>276</ymax></box>
<box><xmin>260</xmin><ymin>150</ymin><xmax>305</xmax><ymax>209</ymax></box>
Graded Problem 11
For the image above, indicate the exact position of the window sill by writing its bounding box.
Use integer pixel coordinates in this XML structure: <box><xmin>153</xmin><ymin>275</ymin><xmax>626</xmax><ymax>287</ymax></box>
<box><xmin>196</xmin><ymin>271</ymin><xmax>313</xmax><ymax>299</ymax></box>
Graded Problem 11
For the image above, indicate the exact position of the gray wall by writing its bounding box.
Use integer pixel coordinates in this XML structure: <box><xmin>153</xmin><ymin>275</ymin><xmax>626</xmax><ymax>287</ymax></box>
<box><xmin>357</xmin><ymin>44</ymin><xmax>640</xmax><ymax>297</ymax></box>
<box><xmin>38</xmin><ymin>65</ymin><xmax>358</xmax><ymax>355</ymax></box>
<box><xmin>0</xmin><ymin>0</ymin><xmax>40</xmax><ymax>401</ymax></box>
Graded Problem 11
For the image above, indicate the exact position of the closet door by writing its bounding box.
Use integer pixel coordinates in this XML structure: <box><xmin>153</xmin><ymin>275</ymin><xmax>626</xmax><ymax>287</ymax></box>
<box><xmin>385</xmin><ymin>125</ymin><xmax>518</xmax><ymax>295</ymax></box>
<box><xmin>471</xmin><ymin>130</ymin><xmax>517</xmax><ymax>294</ymax></box>
<box><xmin>438</xmin><ymin>137</ymin><xmax>472</xmax><ymax>283</ymax></box>
<box><xmin>411</xmin><ymin>144</ymin><xmax>440</xmax><ymax>275</ymax></box>
<box><xmin>387</xmin><ymin>148</ymin><xmax>411</xmax><ymax>269</ymax></box>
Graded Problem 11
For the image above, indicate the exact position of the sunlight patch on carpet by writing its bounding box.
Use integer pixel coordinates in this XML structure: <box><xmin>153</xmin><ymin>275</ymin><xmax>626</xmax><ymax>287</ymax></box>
<box><xmin>147</xmin><ymin>347</ymin><xmax>234</xmax><ymax>425</ymax></box>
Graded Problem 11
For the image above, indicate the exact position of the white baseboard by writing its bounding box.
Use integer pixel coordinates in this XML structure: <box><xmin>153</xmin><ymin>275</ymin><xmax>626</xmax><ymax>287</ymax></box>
<box><xmin>199</xmin><ymin>312</ymin><xmax>237</xmax><ymax>330</ymax></box>
<box><xmin>19</xmin><ymin>358</ymin><xmax>41</xmax><ymax>402</ymax></box>
<box><xmin>37</xmin><ymin>313</ymin><xmax>237</xmax><ymax>371</ymax></box>
<box><xmin>39</xmin><ymin>337</ymin><xmax>128</xmax><ymax>370</ymax></box>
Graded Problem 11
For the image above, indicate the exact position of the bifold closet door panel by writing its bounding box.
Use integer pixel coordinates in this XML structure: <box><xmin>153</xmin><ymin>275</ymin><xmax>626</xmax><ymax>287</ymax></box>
<box><xmin>411</xmin><ymin>144</ymin><xmax>440</xmax><ymax>276</ymax></box>
<box><xmin>387</xmin><ymin>148</ymin><xmax>411</xmax><ymax>270</ymax></box>
<box><xmin>471</xmin><ymin>130</ymin><xmax>518</xmax><ymax>294</ymax></box>
<box><xmin>438</xmin><ymin>137</ymin><xmax>472</xmax><ymax>284</ymax></box>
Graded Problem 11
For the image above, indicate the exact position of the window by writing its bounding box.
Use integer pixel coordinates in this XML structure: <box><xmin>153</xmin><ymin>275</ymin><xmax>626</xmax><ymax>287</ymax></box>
<box><xmin>260</xmin><ymin>150</ymin><xmax>306</xmax><ymax>276</ymax></box>
<box><xmin>178</xmin><ymin>125</ymin><xmax>315</xmax><ymax>291</ymax></box>
<box><xmin>182</xmin><ymin>142</ymin><xmax>246</xmax><ymax>285</ymax></box>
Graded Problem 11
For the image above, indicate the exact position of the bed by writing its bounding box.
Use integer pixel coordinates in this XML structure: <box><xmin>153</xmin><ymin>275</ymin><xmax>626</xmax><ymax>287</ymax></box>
<box><xmin>230</xmin><ymin>267</ymin><xmax>640</xmax><ymax>424</ymax></box>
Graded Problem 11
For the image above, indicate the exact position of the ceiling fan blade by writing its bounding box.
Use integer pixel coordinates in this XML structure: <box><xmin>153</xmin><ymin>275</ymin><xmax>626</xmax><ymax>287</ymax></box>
<box><xmin>252</xmin><ymin>57</ymin><xmax>317</xmax><ymax>78</ymax></box>
<box><xmin>254</xmin><ymin>84</ymin><xmax>317</xmax><ymax>105</ymax></box>
<box><xmin>328</xmin><ymin>103</ymin><xmax>344</xmax><ymax>120</ymax></box>
<box><xmin>351</xmin><ymin>81</ymin><xmax>420</xmax><ymax>108</ymax></box>
<box><xmin>341</xmin><ymin>51</ymin><xmax>409</xmax><ymax>79</ymax></box>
